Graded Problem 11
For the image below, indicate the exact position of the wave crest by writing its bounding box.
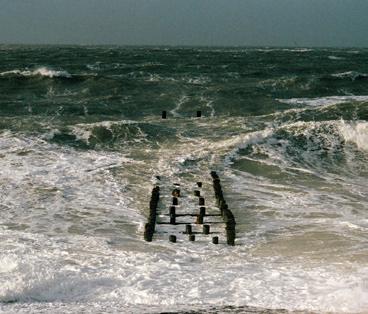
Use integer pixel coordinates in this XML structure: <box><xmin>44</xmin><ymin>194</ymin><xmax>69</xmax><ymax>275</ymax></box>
<box><xmin>0</xmin><ymin>67</ymin><xmax>72</xmax><ymax>78</ymax></box>
<box><xmin>277</xmin><ymin>95</ymin><xmax>368</xmax><ymax>107</ymax></box>
<box><xmin>331</xmin><ymin>71</ymin><xmax>368</xmax><ymax>81</ymax></box>
<box><xmin>339</xmin><ymin>120</ymin><xmax>368</xmax><ymax>152</ymax></box>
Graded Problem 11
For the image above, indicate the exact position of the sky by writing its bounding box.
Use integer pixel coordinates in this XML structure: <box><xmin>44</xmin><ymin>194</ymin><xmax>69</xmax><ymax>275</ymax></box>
<box><xmin>0</xmin><ymin>0</ymin><xmax>368</xmax><ymax>47</ymax></box>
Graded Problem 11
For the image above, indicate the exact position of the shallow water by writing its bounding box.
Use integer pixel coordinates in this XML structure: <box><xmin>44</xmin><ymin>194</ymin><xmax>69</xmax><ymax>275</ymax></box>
<box><xmin>0</xmin><ymin>46</ymin><xmax>367</xmax><ymax>313</ymax></box>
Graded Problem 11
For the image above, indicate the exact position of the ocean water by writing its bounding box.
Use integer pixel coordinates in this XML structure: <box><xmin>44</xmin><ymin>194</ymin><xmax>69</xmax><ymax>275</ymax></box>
<box><xmin>0</xmin><ymin>45</ymin><xmax>368</xmax><ymax>313</ymax></box>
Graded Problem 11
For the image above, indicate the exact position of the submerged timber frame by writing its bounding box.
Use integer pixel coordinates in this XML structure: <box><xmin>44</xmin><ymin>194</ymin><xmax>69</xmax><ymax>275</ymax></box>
<box><xmin>144</xmin><ymin>172</ymin><xmax>236</xmax><ymax>245</ymax></box>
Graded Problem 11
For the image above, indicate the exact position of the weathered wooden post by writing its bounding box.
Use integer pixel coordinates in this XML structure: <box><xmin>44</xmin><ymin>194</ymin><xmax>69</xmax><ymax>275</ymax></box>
<box><xmin>189</xmin><ymin>235</ymin><xmax>195</xmax><ymax>241</ymax></box>
<box><xmin>199</xmin><ymin>206</ymin><xmax>206</xmax><ymax>216</ymax></box>
<box><xmin>169</xmin><ymin>235</ymin><xmax>177</xmax><ymax>243</ymax></box>
<box><xmin>212</xmin><ymin>236</ymin><xmax>219</xmax><ymax>244</ymax></box>
<box><xmin>170</xmin><ymin>206</ymin><xmax>176</xmax><ymax>225</ymax></box>
<box><xmin>144</xmin><ymin>186</ymin><xmax>160</xmax><ymax>241</ymax></box>
<box><xmin>172</xmin><ymin>197</ymin><xmax>178</xmax><ymax>205</ymax></box>
<box><xmin>194</xmin><ymin>190</ymin><xmax>201</xmax><ymax>197</ymax></box>
<box><xmin>144</xmin><ymin>223</ymin><xmax>153</xmax><ymax>242</ymax></box>
<box><xmin>185</xmin><ymin>224</ymin><xmax>192</xmax><ymax>234</ymax></box>
<box><xmin>196</xmin><ymin>214</ymin><xmax>203</xmax><ymax>224</ymax></box>
<box><xmin>203</xmin><ymin>224</ymin><xmax>210</xmax><ymax>235</ymax></box>
<box><xmin>223</xmin><ymin>209</ymin><xmax>235</xmax><ymax>246</ymax></box>
<box><xmin>199</xmin><ymin>197</ymin><xmax>205</xmax><ymax>206</ymax></box>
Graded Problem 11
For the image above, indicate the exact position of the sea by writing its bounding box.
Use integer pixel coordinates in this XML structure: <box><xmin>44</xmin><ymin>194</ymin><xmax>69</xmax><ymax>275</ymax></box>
<box><xmin>0</xmin><ymin>46</ymin><xmax>367</xmax><ymax>314</ymax></box>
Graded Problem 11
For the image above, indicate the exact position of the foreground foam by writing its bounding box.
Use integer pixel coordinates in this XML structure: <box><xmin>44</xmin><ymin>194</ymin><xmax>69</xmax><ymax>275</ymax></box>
<box><xmin>0</xmin><ymin>132</ymin><xmax>143</xmax><ymax>237</ymax></box>
<box><xmin>0</xmin><ymin>228</ymin><xmax>367</xmax><ymax>313</ymax></box>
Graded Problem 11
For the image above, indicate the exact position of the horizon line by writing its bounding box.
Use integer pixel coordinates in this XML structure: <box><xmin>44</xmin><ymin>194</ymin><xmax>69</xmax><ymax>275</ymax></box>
<box><xmin>0</xmin><ymin>43</ymin><xmax>367</xmax><ymax>49</ymax></box>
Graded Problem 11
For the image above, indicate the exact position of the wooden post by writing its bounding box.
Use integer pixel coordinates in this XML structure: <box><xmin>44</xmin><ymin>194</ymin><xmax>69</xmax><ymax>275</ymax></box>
<box><xmin>169</xmin><ymin>235</ymin><xmax>177</xmax><ymax>243</ymax></box>
<box><xmin>144</xmin><ymin>223</ymin><xmax>153</xmax><ymax>242</ymax></box>
<box><xmin>203</xmin><ymin>224</ymin><xmax>210</xmax><ymax>235</ymax></box>
<box><xmin>196</xmin><ymin>214</ymin><xmax>203</xmax><ymax>224</ymax></box>
<box><xmin>162</xmin><ymin>111</ymin><xmax>167</xmax><ymax>119</ymax></box>
<box><xmin>185</xmin><ymin>224</ymin><xmax>192</xmax><ymax>234</ymax></box>
<box><xmin>144</xmin><ymin>186</ymin><xmax>160</xmax><ymax>241</ymax></box>
<box><xmin>172</xmin><ymin>197</ymin><xmax>178</xmax><ymax>205</ymax></box>
<box><xmin>199</xmin><ymin>206</ymin><xmax>206</xmax><ymax>216</ymax></box>
<box><xmin>170</xmin><ymin>206</ymin><xmax>176</xmax><ymax>225</ymax></box>
<box><xmin>199</xmin><ymin>197</ymin><xmax>205</xmax><ymax>206</ymax></box>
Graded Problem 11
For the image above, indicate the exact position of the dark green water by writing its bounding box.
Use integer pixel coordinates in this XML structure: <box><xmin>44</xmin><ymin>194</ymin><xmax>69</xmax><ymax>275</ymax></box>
<box><xmin>0</xmin><ymin>46</ymin><xmax>367</xmax><ymax>313</ymax></box>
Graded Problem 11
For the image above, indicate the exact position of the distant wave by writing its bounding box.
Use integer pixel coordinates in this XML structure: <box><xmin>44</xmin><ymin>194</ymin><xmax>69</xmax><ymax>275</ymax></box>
<box><xmin>328</xmin><ymin>55</ymin><xmax>345</xmax><ymax>60</ymax></box>
<box><xmin>0</xmin><ymin>67</ymin><xmax>72</xmax><ymax>78</ymax></box>
<box><xmin>331</xmin><ymin>71</ymin><xmax>368</xmax><ymax>81</ymax></box>
<box><xmin>277</xmin><ymin>95</ymin><xmax>368</xmax><ymax>107</ymax></box>
<box><xmin>257</xmin><ymin>76</ymin><xmax>313</xmax><ymax>91</ymax></box>
<box><xmin>254</xmin><ymin>48</ymin><xmax>314</xmax><ymax>53</ymax></box>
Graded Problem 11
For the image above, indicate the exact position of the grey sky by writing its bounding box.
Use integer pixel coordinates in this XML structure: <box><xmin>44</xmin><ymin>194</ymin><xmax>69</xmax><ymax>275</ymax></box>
<box><xmin>0</xmin><ymin>0</ymin><xmax>367</xmax><ymax>47</ymax></box>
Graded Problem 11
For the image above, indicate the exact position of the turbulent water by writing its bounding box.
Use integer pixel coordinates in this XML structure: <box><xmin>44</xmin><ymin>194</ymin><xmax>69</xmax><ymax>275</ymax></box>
<box><xmin>0</xmin><ymin>46</ymin><xmax>368</xmax><ymax>313</ymax></box>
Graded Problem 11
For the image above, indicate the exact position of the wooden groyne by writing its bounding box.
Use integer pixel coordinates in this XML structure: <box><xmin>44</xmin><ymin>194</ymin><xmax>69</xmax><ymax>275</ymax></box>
<box><xmin>143</xmin><ymin>172</ymin><xmax>236</xmax><ymax>245</ymax></box>
<box><xmin>144</xmin><ymin>186</ymin><xmax>160</xmax><ymax>242</ymax></box>
<box><xmin>210</xmin><ymin>171</ymin><xmax>236</xmax><ymax>246</ymax></box>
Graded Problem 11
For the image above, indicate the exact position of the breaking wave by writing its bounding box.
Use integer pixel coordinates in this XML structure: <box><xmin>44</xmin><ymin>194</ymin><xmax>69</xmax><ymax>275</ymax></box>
<box><xmin>277</xmin><ymin>95</ymin><xmax>368</xmax><ymax>107</ymax></box>
<box><xmin>0</xmin><ymin>67</ymin><xmax>72</xmax><ymax>79</ymax></box>
<box><xmin>223</xmin><ymin>119</ymin><xmax>368</xmax><ymax>180</ymax></box>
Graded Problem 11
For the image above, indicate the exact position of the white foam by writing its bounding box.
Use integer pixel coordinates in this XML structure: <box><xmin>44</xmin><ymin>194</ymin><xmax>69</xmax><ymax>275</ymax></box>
<box><xmin>328</xmin><ymin>55</ymin><xmax>345</xmax><ymax>60</ymax></box>
<box><xmin>200</xmin><ymin>96</ymin><xmax>216</xmax><ymax>117</ymax></box>
<box><xmin>282</xmin><ymin>48</ymin><xmax>314</xmax><ymax>53</ymax></box>
<box><xmin>223</xmin><ymin>128</ymin><xmax>274</xmax><ymax>166</ymax></box>
<box><xmin>0</xmin><ymin>227</ymin><xmax>367</xmax><ymax>313</ymax></box>
<box><xmin>331</xmin><ymin>71</ymin><xmax>368</xmax><ymax>80</ymax></box>
<box><xmin>254</xmin><ymin>48</ymin><xmax>314</xmax><ymax>53</ymax></box>
<box><xmin>0</xmin><ymin>255</ymin><xmax>18</xmax><ymax>274</ymax></box>
<box><xmin>170</xmin><ymin>95</ymin><xmax>188</xmax><ymax>117</ymax></box>
<box><xmin>0</xmin><ymin>132</ymin><xmax>143</xmax><ymax>237</ymax></box>
<box><xmin>0</xmin><ymin>67</ymin><xmax>72</xmax><ymax>78</ymax></box>
<box><xmin>338</xmin><ymin>120</ymin><xmax>368</xmax><ymax>151</ymax></box>
<box><xmin>186</xmin><ymin>76</ymin><xmax>210</xmax><ymax>85</ymax></box>
<box><xmin>277</xmin><ymin>95</ymin><xmax>368</xmax><ymax>107</ymax></box>
<box><xmin>257</xmin><ymin>76</ymin><xmax>314</xmax><ymax>91</ymax></box>
<box><xmin>70</xmin><ymin>120</ymin><xmax>146</xmax><ymax>145</ymax></box>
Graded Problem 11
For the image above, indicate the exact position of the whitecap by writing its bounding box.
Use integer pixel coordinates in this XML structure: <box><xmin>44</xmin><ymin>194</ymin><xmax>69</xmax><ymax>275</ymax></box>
<box><xmin>277</xmin><ymin>95</ymin><xmax>368</xmax><ymax>107</ymax></box>
<box><xmin>169</xmin><ymin>95</ymin><xmax>188</xmax><ymax>117</ymax></box>
<box><xmin>338</xmin><ymin>119</ymin><xmax>368</xmax><ymax>152</ymax></box>
<box><xmin>0</xmin><ymin>67</ymin><xmax>72</xmax><ymax>78</ymax></box>
<box><xmin>328</xmin><ymin>55</ymin><xmax>345</xmax><ymax>60</ymax></box>
<box><xmin>331</xmin><ymin>71</ymin><xmax>368</xmax><ymax>81</ymax></box>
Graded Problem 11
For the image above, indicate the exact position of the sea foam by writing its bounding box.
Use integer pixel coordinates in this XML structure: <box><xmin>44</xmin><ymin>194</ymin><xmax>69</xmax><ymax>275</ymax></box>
<box><xmin>331</xmin><ymin>71</ymin><xmax>368</xmax><ymax>81</ymax></box>
<box><xmin>338</xmin><ymin>120</ymin><xmax>368</xmax><ymax>152</ymax></box>
<box><xmin>277</xmin><ymin>95</ymin><xmax>368</xmax><ymax>107</ymax></box>
<box><xmin>0</xmin><ymin>67</ymin><xmax>72</xmax><ymax>78</ymax></box>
